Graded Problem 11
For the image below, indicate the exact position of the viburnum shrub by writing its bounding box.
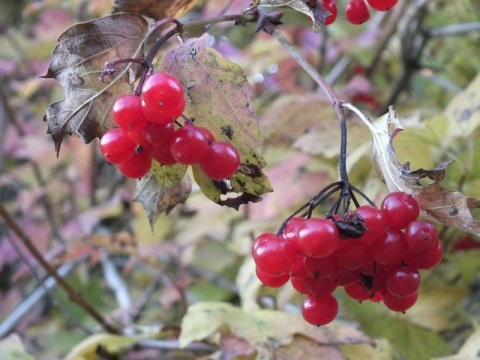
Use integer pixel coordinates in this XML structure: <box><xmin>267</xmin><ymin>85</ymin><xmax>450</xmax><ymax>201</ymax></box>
<box><xmin>41</xmin><ymin>0</ymin><xmax>459</xmax><ymax>337</ymax></box>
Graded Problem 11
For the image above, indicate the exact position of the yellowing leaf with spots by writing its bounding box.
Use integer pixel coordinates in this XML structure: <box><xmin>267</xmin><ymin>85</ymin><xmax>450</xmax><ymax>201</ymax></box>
<box><xmin>160</xmin><ymin>34</ymin><xmax>272</xmax><ymax>209</ymax></box>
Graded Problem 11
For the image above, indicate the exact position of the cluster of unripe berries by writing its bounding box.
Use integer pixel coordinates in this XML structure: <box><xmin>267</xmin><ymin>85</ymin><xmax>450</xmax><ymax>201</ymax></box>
<box><xmin>322</xmin><ymin>0</ymin><xmax>399</xmax><ymax>26</ymax></box>
<box><xmin>252</xmin><ymin>191</ymin><xmax>443</xmax><ymax>326</ymax></box>
<box><xmin>99</xmin><ymin>72</ymin><xmax>241</xmax><ymax>179</ymax></box>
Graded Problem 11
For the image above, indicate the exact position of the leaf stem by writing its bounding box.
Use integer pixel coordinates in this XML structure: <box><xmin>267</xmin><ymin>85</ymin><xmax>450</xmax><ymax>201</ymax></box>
<box><xmin>0</xmin><ymin>203</ymin><xmax>121</xmax><ymax>334</ymax></box>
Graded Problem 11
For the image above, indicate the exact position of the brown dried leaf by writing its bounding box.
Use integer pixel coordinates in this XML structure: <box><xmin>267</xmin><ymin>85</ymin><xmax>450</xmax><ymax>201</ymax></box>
<box><xmin>135</xmin><ymin>172</ymin><xmax>192</xmax><ymax>226</ymax></box>
<box><xmin>43</xmin><ymin>13</ymin><xmax>149</xmax><ymax>154</ymax></box>
<box><xmin>368</xmin><ymin>108</ymin><xmax>480</xmax><ymax>236</ymax></box>
<box><xmin>112</xmin><ymin>0</ymin><xmax>200</xmax><ymax>19</ymax></box>
<box><xmin>254</xmin><ymin>0</ymin><xmax>331</xmax><ymax>31</ymax></box>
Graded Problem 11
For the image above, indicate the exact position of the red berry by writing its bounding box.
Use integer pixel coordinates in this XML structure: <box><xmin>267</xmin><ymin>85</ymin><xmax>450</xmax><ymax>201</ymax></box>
<box><xmin>371</xmin><ymin>228</ymin><xmax>407</xmax><ymax>266</ymax></box>
<box><xmin>301</xmin><ymin>294</ymin><xmax>338</xmax><ymax>326</ymax></box>
<box><xmin>141</xmin><ymin>72</ymin><xmax>185</xmax><ymax>123</ymax></box>
<box><xmin>452</xmin><ymin>235</ymin><xmax>480</xmax><ymax>251</ymax></box>
<box><xmin>126</xmin><ymin>130</ymin><xmax>153</xmax><ymax>155</ymax></box>
<box><xmin>200</xmin><ymin>142</ymin><xmax>241</xmax><ymax>180</ymax></box>
<box><xmin>405</xmin><ymin>241</ymin><xmax>443</xmax><ymax>269</ymax></box>
<box><xmin>296</xmin><ymin>218</ymin><xmax>340</xmax><ymax>258</ymax></box>
<box><xmin>386</xmin><ymin>266</ymin><xmax>420</xmax><ymax>298</ymax></box>
<box><xmin>142</xmin><ymin>122</ymin><xmax>175</xmax><ymax>147</ymax></box>
<box><xmin>381</xmin><ymin>192</ymin><xmax>420</xmax><ymax>230</ymax></box>
<box><xmin>366</xmin><ymin>0</ymin><xmax>398</xmax><ymax>11</ymax></box>
<box><xmin>151</xmin><ymin>144</ymin><xmax>177</xmax><ymax>165</ymax></box>
<box><xmin>405</xmin><ymin>221</ymin><xmax>438</xmax><ymax>252</ymax></box>
<box><xmin>382</xmin><ymin>291</ymin><xmax>418</xmax><ymax>312</ymax></box>
<box><xmin>345</xmin><ymin>280</ymin><xmax>374</xmax><ymax>301</ymax></box>
<box><xmin>304</xmin><ymin>276</ymin><xmax>337</xmax><ymax>297</ymax></box>
<box><xmin>112</xmin><ymin>94</ymin><xmax>149</xmax><ymax>132</ymax></box>
<box><xmin>335</xmin><ymin>241</ymin><xmax>370</xmax><ymax>270</ymax></box>
<box><xmin>291</xmin><ymin>276</ymin><xmax>309</xmax><ymax>294</ymax></box>
<box><xmin>304</xmin><ymin>256</ymin><xmax>336</xmax><ymax>279</ymax></box>
<box><xmin>255</xmin><ymin>268</ymin><xmax>290</xmax><ymax>288</ymax></box>
<box><xmin>99</xmin><ymin>128</ymin><xmax>136</xmax><ymax>164</ymax></box>
<box><xmin>252</xmin><ymin>233</ymin><xmax>297</xmax><ymax>275</ymax></box>
<box><xmin>117</xmin><ymin>149</ymin><xmax>152</xmax><ymax>178</ymax></box>
<box><xmin>345</xmin><ymin>0</ymin><xmax>370</xmax><ymax>25</ymax></box>
<box><xmin>282</xmin><ymin>217</ymin><xmax>307</xmax><ymax>242</ymax></box>
<box><xmin>322</xmin><ymin>0</ymin><xmax>338</xmax><ymax>25</ymax></box>
<box><xmin>290</xmin><ymin>256</ymin><xmax>309</xmax><ymax>277</ymax></box>
<box><xmin>355</xmin><ymin>205</ymin><xmax>387</xmax><ymax>245</ymax></box>
<box><xmin>170</xmin><ymin>124</ymin><xmax>212</xmax><ymax>165</ymax></box>
<box><xmin>329</xmin><ymin>267</ymin><xmax>360</xmax><ymax>286</ymax></box>
<box><xmin>369</xmin><ymin>292</ymin><xmax>383</xmax><ymax>302</ymax></box>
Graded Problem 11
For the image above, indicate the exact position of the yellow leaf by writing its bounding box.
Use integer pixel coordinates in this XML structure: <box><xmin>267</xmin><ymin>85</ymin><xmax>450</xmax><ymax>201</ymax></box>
<box><xmin>64</xmin><ymin>333</ymin><xmax>149</xmax><ymax>360</ymax></box>
<box><xmin>445</xmin><ymin>73</ymin><xmax>480</xmax><ymax>138</ymax></box>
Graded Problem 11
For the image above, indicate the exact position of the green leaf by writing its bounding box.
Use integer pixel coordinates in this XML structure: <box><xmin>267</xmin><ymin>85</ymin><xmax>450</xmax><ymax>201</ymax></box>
<box><xmin>179</xmin><ymin>302</ymin><xmax>370</xmax><ymax>351</ymax></box>
<box><xmin>151</xmin><ymin>161</ymin><xmax>188</xmax><ymax>187</ymax></box>
<box><xmin>43</xmin><ymin>13</ymin><xmax>149</xmax><ymax>154</ymax></box>
<box><xmin>161</xmin><ymin>34</ymin><xmax>272</xmax><ymax>208</ymax></box>
<box><xmin>445</xmin><ymin>73</ymin><xmax>480</xmax><ymax>139</ymax></box>
<box><xmin>344</xmin><ymin>298</ymin><xmax>451</xmax><ymax>360</ymax></box>
<box><xmin>135</xmin><ymin>170</ymin><xmax>191</xmax><ymax>226</ymax></box>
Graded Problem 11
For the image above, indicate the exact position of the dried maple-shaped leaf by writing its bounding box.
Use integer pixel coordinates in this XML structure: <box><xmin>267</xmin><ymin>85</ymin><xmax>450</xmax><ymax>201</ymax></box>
<box><xmin>366</xmin><ymin>107</ymin><xmax>480</xmax><ymax>236</ymax></box>
<box><xmin>254</xmin><ymin>0</ymin><xmax>331</xmax><ymax>31</ymax></box>
<box><xmin>160</xmin><ymin>34</ymin><xmax>272</xmax><ymax>209</ymax></box>
<box><xmin>113</xmin><ymin>0</ymin><xmax>200</xmax><ymax>20</ymax></box>
<box><xmin>43</xmin><ymin>13</ymin><xmax>149</xmax><ymax>154</ymax></box>
<box><xmin>135</xmin><ymin>171</ymin><xmax>191</xmax><ymax>226</ymax></box>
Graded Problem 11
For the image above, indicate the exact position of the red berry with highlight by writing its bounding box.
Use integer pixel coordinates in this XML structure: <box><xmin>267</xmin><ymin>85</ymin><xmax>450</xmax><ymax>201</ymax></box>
<box><xmin>381</xmin><ymin>191</ymin><xmax>420</xmax><ymax>230</ymax></box>
<box><xmin>302</xmin><ymin>294</ymin><xmax>338</xmax><ymax>326</ymax></box>
<box><xmin>322</xmin><ymin>0</ymin><xmax>338</xmax><ymax>25</ymax></box>
<box><xmin>99</xmin><ymin>128</ymin><xmax>136</xmax><ymax>164</ymax></box>
<box><xmin>141</xmin><ymin>72</ymin><xmax>185</xmax><ymax>123</ymax></box>
<box><xmin>200</xmin><ymin>142</ymin><xmax>241</xmax><ymax>180</ymax></box>
<box><xmin>296</xmin><ymin>218</ymin><xmax>340</xmax><ymax>258</ymax></box>
<box><xmin>170</xmin><ymin>124</ymin><xmax>211</xmax><ymax>165</ymax></box>
<box><xmin>346</xmin><ymin>0</ymin><xmax>371</xmax><ymax>25</ymax></box>
<box><xmin>113</xmin><ymin>94</ymin><xmax>148</xmax><ymax>132</ymax></box>
<box><xmin>117</xmin><ymin>149</ymin><xmax>152</xmax><ymax>178</ymax></box>
<box><xmin>366</xmin><ymin>0</ymin><xmax>398</xmax><ymax>11</ymax></box>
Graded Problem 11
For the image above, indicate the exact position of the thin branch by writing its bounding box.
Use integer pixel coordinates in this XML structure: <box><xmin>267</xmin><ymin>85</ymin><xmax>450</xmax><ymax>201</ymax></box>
<box><xmin>0</xmin><ymin>257</ymin><xmax>91</xmax><ymax>338</ymax></box>
<box><xmin>270</xmin><ymin>28</ymin><xmax>337</xmax><ymax>106</ymax></box>
<box><xmin>0</xmin><ymin>84</ymin><xmax>65</xmax><ymax>243</ymax></box>
<box><xmin>100</xmin><ymin>251</ymin><xmax>132</xmax><ymax>310</ymax></box>
<box><xmin>0</xmin><ymin>203</ymin><xmax>121</xmax><ymax>334</ymax></box>
<box><xmin>426</xmin><ymin>22</ymin><xmax>480</xmax><ymax>38</ymax></box>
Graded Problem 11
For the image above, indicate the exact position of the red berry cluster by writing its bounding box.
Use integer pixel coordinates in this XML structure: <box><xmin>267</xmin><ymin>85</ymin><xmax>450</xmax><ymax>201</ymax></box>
<box><xmin>99</xmin><ymin>72</ymin><xmax>241</xmax><ymax>179</ymax></box>
<box><xmin>252</xmin><ymin>191</ymin><xmax>443</xmax><ymax>326</ymax></box>
<box><xmin>322</xmin><ymin>0</ymin><xmax>399</xmax><ymax>26</ymax></box>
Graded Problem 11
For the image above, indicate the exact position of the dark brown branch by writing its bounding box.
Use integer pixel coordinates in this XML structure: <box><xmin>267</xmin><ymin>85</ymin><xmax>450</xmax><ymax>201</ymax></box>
<box><xmin>0</xmin><ymin>203</ymin><xmax>121</xmax><ymax>334</ymax></box>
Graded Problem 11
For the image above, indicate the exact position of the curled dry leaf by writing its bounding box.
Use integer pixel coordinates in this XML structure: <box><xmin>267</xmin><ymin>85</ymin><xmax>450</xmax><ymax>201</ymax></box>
<box><xmin>366</xmin><ymin>107</ymin><xmax>480</xmax><ymax>236</ymax></box>
<box><xmin>254</xmin><ymin>0</ymin><xmax>331</xmax><ymax>31</ymax></box>
<box><xmin>113</xmin><ymin>0</ymin><xmax>200</xmax><ymax>20</ymax></box>
<box><xmin>43</xmin><ymin>13</ymin><xmax>149</xmax><ymax>155</ymax></box>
